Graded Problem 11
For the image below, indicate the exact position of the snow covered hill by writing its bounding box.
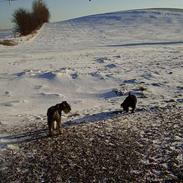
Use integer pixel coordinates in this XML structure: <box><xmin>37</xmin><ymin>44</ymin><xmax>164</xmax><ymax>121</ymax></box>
<box><xmin>0</xmin><ymin>9</ymin><xmax>183</xmax><ymax>127</ymax></box>
<box><xmin>15</xmin><ymin>8</ymin><xmax>183</xmax><ymax>52</ymax></box>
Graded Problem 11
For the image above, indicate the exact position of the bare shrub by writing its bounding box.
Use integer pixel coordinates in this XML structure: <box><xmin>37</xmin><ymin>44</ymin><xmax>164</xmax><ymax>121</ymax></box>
<box><xmin>12</xmin><ymin>8</ymin><xmax>33</xmax><ymax>35</ymax></box>
<box><xmin>32</xmin><ymin>0</ymin><xmax>50</xmax><ymax>28</ymax></box>
<box><xmin>12</xmin><ymin>0</ymin><xmax>50</xmax><ymax>36</ymax></box>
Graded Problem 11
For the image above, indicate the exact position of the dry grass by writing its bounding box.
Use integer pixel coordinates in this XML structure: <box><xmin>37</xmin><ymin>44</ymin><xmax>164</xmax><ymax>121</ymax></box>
<box><xmin>0</xmin><ymin>40</ymin><xmax>17</xmax><ymax>46</ymax></box>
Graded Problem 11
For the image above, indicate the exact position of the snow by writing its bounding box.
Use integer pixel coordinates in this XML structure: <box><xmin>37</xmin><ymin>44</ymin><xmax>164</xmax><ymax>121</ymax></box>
<box><xmin>0</xmin><ymin>8</ymin><xmax>183</xmax><ymax>128</ymax></box>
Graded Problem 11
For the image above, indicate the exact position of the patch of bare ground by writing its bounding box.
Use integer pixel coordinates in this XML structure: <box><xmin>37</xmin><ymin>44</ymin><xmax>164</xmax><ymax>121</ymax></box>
<box><xmin>0</xmin><ymin>105</ymin><xmax>182</xmax><ymax>182</ymax></box>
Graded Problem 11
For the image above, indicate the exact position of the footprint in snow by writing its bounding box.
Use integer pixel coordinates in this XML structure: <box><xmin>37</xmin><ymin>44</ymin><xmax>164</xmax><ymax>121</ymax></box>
<box><xmin>96</xmin><ymin>57</ymin><xmax>110</xmax><ymax>64</ymax></box>
<box><xmin>105</xmin><ymin>63</ymin><xmax>117</xmax><ymax>69</ymax></box>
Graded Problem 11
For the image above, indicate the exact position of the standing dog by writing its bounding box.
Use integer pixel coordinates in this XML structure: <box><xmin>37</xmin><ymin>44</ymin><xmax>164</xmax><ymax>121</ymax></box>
<box><xmin>47</xmin><ymin>101</ymin><xmax>71</xmax><ymax>136</ymax></box>
<box><xmin>121</xmin><ymin>92</ymin><xmax>137</xmax><ymax>113</ymax></box>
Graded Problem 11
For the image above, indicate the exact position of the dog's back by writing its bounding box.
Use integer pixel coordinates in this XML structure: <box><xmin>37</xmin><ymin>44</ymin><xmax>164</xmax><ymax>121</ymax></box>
<box><xmin>47</xmin><ymin>105</ymin><xmax>60</xmax><ymax>123</ymax></box>
<box><xmin>121</xmin><ymin>92</ymin><xmax>137</xmax><ymax>112</ymax></box>
<box><xmin>126</xmin><ymin>93</ymin><xmax>137</xmax><ymax>107</ymax></box>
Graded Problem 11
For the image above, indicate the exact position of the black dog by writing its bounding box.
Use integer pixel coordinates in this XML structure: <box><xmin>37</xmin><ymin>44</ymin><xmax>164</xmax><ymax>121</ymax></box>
<box><xmin>121</xmin><ymin>92</ymin><xmax>137</xmax><ymax>113</ymax></box>
<box><xmin>47</xmin><ymin>101</ymin><xmax>71</xmax><ymax>136</ymax></box>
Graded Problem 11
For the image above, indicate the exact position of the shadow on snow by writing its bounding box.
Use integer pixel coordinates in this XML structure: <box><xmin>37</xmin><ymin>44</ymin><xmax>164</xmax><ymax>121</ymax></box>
<box><xmin>106</xmin><ymin>41</ymin><xmax>183</xmax><ymax>47</ymax></box>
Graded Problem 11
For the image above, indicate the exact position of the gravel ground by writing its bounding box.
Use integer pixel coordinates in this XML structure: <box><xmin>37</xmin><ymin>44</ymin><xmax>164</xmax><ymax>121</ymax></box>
<box><xmin>0</xmin><ymin>105</ymin><xmax>182</xmax><ymax>182</ymax></box>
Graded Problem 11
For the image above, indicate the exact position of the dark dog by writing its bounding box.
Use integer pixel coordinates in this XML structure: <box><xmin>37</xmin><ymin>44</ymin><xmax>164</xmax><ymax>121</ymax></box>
<box><xmin>121</xmin><ymin>92</ymin><xmax>137</xmax><ymax>113</ymax></box>
<box><xmin>47</xmin><ymin>101</ymin><xmax>71</xmax><ymax>136</ymax></box>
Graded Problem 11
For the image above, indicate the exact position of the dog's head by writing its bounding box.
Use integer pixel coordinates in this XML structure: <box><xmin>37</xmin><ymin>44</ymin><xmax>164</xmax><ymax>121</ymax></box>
<box><xmin>59</xmin><ymin>101</ymin><xmax>71</xmax><ymax>114</ymax></box>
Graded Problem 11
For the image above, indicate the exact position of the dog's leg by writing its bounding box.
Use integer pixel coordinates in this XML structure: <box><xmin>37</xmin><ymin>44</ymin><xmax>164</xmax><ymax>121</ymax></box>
<box><xmin>125</xmin><ymin>107</ymin><xmax>129</xmax><ymax>113</ymax></box>
<box><xmin>56</xmin><ymin>119</ymin><xmax>62</xmax><ymax>134</ymax></box>
<box><xmin>131</xmin><ymin>105</ymin><xmax>136</xmax><ymax>113</ymax></box>
<box><xmin>48</xmin><ymin>122</ymin><xmax>54</xmax><ymax>136</ymax></box>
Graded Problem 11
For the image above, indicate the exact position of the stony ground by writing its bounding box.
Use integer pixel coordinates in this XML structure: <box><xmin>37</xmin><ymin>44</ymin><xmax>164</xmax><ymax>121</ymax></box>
<box><xmin>0</xmin><ymin>105</ymin><xmax>182</xmax><ymax>182</ymax></box>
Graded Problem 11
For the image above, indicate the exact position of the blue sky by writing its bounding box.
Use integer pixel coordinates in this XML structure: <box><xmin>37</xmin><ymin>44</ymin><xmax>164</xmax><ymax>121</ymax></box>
<box><xmin>0</xmin><ymin>0</ymin><xmax>183</xmax><ymax>29</ymax></box>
